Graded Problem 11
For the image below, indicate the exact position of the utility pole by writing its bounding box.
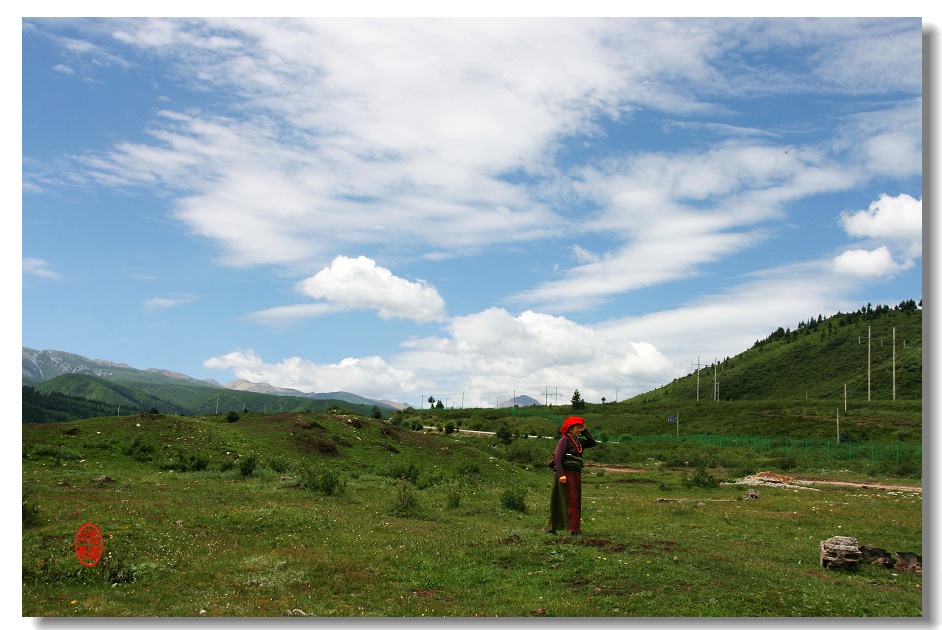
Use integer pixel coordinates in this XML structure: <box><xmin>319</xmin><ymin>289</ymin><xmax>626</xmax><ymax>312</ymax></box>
<box><xmin>691</xmin><ymin>356</ymin><xmax>707</xmax><ymax>401</ymax></box>
<box><xmin>714</xmin><ymin>358</ymin><xmax>719</xmax><ymax>402</ymax></box>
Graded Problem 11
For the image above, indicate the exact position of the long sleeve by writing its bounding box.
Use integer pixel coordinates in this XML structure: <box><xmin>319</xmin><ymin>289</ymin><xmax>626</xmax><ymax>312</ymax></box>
<box><xmin>553</xmin><ymin>437</ymin><xmax>568</xmax><ymax>475</ymax></box>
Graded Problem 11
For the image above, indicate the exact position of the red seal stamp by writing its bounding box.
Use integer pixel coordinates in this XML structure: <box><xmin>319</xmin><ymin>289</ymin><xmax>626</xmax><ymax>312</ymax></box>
<box><xmin>75</xmin><ymin>523</ymin><xmax>103</xmax><ymax>567</ymax></box>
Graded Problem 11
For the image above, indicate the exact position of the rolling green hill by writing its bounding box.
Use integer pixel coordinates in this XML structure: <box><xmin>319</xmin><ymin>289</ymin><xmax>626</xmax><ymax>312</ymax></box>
<box><xmin>25</xmin><ymin>374</ymin><xmax>392</xmax><ymax>423</ymax></box>
<box><xmin>23</xmin><ymin>300</ymin><xmax>921</xmax><ymax>432</ymax></box>
<box><xmin>642</xmin><ymin>300</ymin><xmax>921</xmax><ymax>404</ymax></box>
<box><xmin>387</xmin><ymin>301</ymin><xmax>922</xmax><ymax>445</ymax></box>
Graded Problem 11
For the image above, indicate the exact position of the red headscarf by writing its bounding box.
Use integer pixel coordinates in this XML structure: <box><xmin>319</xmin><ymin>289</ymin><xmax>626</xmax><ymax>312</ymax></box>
<box><xmin>560</xmin><ymin>416</ymin><xmax>585</xmax><ymax>434</ymax></box>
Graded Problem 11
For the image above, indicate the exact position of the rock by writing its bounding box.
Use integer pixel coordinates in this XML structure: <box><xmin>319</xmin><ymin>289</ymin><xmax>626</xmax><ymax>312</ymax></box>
<box><xmin>744</xmin><ymin>489</ymin><xmax>760</xmax><ymax>500</ymax></box>
<box><xmin>820</xmin><ymin>536</ymin><xmax>862</xmax><ymax>570</ymax></box>
<box><xmin>860</xmin><ymin>545</ymin><xmax>895</xmax><ymax>568</ymax></box>
<box><xmin>894</xmin><ymin>551</ymin><xmax>922</xmax><ymax>573</ymax></box>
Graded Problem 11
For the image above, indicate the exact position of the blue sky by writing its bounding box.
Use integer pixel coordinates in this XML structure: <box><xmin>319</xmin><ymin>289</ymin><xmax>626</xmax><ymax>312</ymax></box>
<box><xmin>20</xmin><ymin>16</ymin><xmax>926</xmax><ymax>408</ymax></box>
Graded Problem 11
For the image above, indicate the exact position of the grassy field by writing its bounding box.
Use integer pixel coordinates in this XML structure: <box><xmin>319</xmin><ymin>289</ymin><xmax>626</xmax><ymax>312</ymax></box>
<box><xmin>22</xmin><ymin>411</ymin><xmax>923</xmax><ymax>617</ymax></box>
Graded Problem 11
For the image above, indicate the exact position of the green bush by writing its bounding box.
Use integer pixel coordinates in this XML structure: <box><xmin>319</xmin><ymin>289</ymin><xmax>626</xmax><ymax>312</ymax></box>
<box><xmin>300</xmin><ymin>469</ymin><xmax>346</xmax><ymax>496</ymax></box>
<box><xmin>382</xmin><ymin>461</ymin><xmax>420</xmax><ymax>484</ymax></box>
<box><xmin>123</xmin><ymin>436</ymin><xmax>155</xmax><ymax>462</ymax></box>
<box><xmin>680</xmin><ymin>466</ymin><xmax>718</xmax><ymax>489</ymax></box>
<box><xmin>226</xmin><ymin>411</ymin><xmax>240</xmax><ymax>423</ymax></box>
<box><xmin>239</xmin><ymin>454</ymin><xmax>257</xmax><ymax>477</ymax></box>
<box><xmin>159</xmin><ymin>450</ymin><xmax>208</xmax><ymax>472</ymax></box>
<box><xmin>266</xmin><ymin>457</ymin><xmax>290</xmax><ymax>474</ymax></box>
<box><xmin>445</xmin><ymin>483</ymin><xmax>462</xmax><ymax>509</ymax></box>
<box><xmin>500</xmin><ymin>486</ymin><xmax>528</xmax><ymax>513</ymax></box>
<box><xmin>390</xmin><ymin>479</ymin><xmax>419</xmax><ymax>516</ymax></box>
<box><xmin>452</xmin><ymin>461</ymin><xmax>482</xmax><ymax>485</ymax></box>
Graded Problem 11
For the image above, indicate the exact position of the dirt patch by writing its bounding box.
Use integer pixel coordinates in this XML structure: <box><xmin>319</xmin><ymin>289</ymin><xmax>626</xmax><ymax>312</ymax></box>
<box><xmin>589</xmin><ymin>464</ymin><xmax>921</xmax><ymax>493</ymax></box>
<box><xmin>588</xmin><ymin>464</ymin><xmax>646</xmax><ymax>473</ymax></box>
<box><xmin>799</xmin><ymin>478</ymin><xmax>922</xmax><ymax>492</ymax></box>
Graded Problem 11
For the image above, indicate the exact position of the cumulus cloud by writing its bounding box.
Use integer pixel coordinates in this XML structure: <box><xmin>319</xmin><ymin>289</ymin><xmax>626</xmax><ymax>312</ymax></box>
<box><xmin>398</xmin><ymin>307</ymin><xmax>675</xmax><ymax>403</ymax></box>
<box><xmin>839</xmin><ymin>193</ymin><xmax>921</xmax><ymax>253</ymax></box>
<box><xmin>834</xmin><ymin>193</ymin><xmax>921</xmax><ymax>276</ymax></box>
<box><xmin>204</xmin><ymin>349</ymin><xmax>417</xmax><ymax>399</ymax></box>
<box><xmin>833</xmin><ymin>247</ymin><xmax>909</xmax><ymax>277</ymax></box>
<box><xmin>23</xmin><ymin>258</ymin><xmax>61</xmax><ymax>279</ymax></box>
<box><xmin>594</xmin><ymin>259</ymin><xmax>868</xmax><ymax>377</ymax></box>
<box><xmin>25</xmin><ymin>18</ymin><xmax>923</xmax><ymax>404</ymax></box>
<box><xmin>295</xmin><ymin>255</ymin><xmax>446</xmax><ymax>323</ymax></box>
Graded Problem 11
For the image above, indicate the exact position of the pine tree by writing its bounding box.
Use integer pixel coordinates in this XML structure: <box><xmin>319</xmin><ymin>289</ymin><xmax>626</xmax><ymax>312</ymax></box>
<box><xmin>570</xmin><ymin>389</ymin><xmax>585</xmax><ymax>410</ymax></box>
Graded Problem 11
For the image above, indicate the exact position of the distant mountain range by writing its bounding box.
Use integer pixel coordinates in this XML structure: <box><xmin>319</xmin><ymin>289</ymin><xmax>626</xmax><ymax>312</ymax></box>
<box><xmin>20</xmin><ymin>301</ymin><xmax>924</xmax><ymax>423</ymax></box>
<box><xmin>22</xmin><ymin>348</ymin><xmax>409</xmax><ymax>417</ymax></box>
<box><xmin>495</xmin><ymin>395</ymin><xmax>541</xmax><ymax>408</ymax></box>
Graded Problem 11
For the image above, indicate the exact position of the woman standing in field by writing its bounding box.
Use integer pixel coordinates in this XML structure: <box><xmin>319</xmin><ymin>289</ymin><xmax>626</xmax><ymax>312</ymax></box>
<box><xmin>547</xmin><ymin>416</ymin><xmax>596</xmax><ymax>536</ymax></box>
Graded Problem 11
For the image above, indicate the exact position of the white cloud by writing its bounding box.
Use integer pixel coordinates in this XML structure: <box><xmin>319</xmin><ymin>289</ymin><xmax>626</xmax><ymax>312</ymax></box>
<box><xmin>25</xmin><ymin>18</ymin><xmax>924</xmax><ymax>405</ymax></box>
<box><xmin>58</xmin><ymin>18</ymin><xmax>918</xmax><ymax>281</ymax></box>
<box><xmin>397</xmin><ymin>307</ymin><xmax>675</xmax><ymax>403</ymax></box>
<box><xmin>834</xmin><ymin>193</ymin><xmax>922</xmax><ymax>277</ymax></box>
<box><xmin>833</xmin><ymin>246</ymin><xmax>909</xmax><ymax>277</ymax></box>
<box><xmin>839</xmin><ymin>193</ymin><xmax>921</xmax><ymax>253</ymax></box>
<box><xmin>23</xmin><ymin>258</ymin><xmax>61</xmax><ymax>279</ymax></box>
<box><xmin>594</xmin><ymin>259</ymin><xmax>868</xmax><ymax>378</ymax></box>
<box><xmin>295</xmin><ymin>255</ymin><xmax>446</xmax><ymax>323</ymax></box>
<box><xmin>204</xmin><ymin>349</ymin><xmax>417</xmax><ymax>399</ymax></box>
<box><xmin>244</xmin><ymin>303</ymin><xmax>341</xmax><ymax>326</ymax></box>
<box><xmin>571</xmin><ymin>244</ymin><xmax>600</xmax><ymax>264</ymax></box>
<box><xmin>144</xmin><ymin>294</ymin><xmax>198</xmax><ymax>310</ymax></box>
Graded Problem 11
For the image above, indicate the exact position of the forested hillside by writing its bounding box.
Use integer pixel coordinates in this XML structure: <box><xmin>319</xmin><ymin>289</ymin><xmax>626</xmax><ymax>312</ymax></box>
<box><xmin>646</xmin><ymin>300</ymin><xmax>921</xmax><ymax>403</ymax></box>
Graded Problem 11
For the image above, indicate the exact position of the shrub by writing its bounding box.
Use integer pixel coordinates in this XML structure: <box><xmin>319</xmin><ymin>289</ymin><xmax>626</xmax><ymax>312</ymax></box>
<box><xmin>383</xmin><ymin>461</ymin><xmax>420</xmax><ymax>484</ymax></box>
<box><xmin>500</xmin><ymin>486</ymin><xmax>528</xmax><ymax>513</ymax></box>
<box><xmin>266</xmin><ymin>457</ymin><xmax>290</xmax><ymax>474</ymax></box>
<box><xmin>226</xmin><ymin>411</ymin><xmax>240</xmax><ymax>423</ymax></box>
<box><xmin>123</xmin><ymin>436</ymin><xmax>155</xmax><ymax>462</ymax></box>
<box><xmin>452</xmin><ymin>461</ymin><xmax>482</xmax><ymax>485</ymax></box>
<box><xmin>416</xmin><ymin>469</ymin><xmax>448</xmax><ymax>489</ymax></box>
<box><xmin>445</xmin><ymin>483</ymin><xmax>462</xmax><ymax>509</ymax></box>
<box><xmin>159</xmin><ymin>450</ymin><xmax>208</xmax><ymax>472</ymax></box>
<box><xmin>239</xmin><ymin>455</ymin><xmax>257</xmax><ymax>477</ymax></box>
<box><xmin>681</xmin><ymin>466</ymin><xmax>718</xmax><ymax>489</ymax></box>
<box><xmin>300</xmin><ymin>469</ymin><xmax>347</xmax><ymax>496</ymax></box>
<box><xmin>390</xmin><ymin>479</ymin><xmax>419</xmax><ymax>516</ymax></box>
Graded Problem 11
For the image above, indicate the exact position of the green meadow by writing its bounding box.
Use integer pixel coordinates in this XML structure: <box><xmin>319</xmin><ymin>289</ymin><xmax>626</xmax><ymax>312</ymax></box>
<box><xmin>22</xmin><ymin>410</ymin><xmax>922</xmax><ymax>617</ymax></box>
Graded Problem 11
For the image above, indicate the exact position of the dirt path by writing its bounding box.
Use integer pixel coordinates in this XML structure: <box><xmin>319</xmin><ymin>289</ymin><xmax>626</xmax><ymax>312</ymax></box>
<box><xmin>587</xmin><ymin>463</ymin><xmax>922</xmax><ymax>493</ymax></box>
